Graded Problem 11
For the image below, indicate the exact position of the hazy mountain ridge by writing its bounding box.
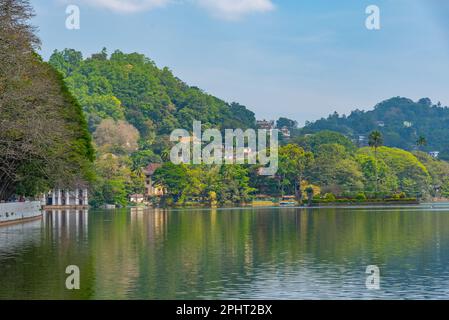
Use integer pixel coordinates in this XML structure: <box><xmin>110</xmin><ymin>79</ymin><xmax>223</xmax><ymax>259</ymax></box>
<box><xmin>301</xmin><ymin>97</ymin><xmax>449</xmax><ymax>159</ymax></box>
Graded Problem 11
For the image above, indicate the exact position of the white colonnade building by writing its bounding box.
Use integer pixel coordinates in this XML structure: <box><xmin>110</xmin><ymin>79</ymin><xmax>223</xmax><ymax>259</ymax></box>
<box><xmin>42</xmin><ymin>188</ymin><xmax>89</xmax><ymax>207</ymax></box>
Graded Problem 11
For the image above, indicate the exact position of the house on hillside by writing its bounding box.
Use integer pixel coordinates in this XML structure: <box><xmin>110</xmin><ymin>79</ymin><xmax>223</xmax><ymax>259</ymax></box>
<box><xmin>144</xmin><ymin>163</ymin><xmax>164</xmax><ymax>198</ymax></box>
<box><xmin>129</xmin><ymin>194</ymin><xmax>145</xmax><ymax>204</ymax></box>
<box><xmin>429</xmin><ymin>151</ymin><xmax>440</xmax><ymax>159</ymax></box>
<box><xmin>280</xmin><ymin>126</ymin><xmax>291</xmax><ymax>138</ymax></box>
<box><xmin>358</xmin><ymin>135</ymin><xmax>368</xmax><ymax>147</ymax></box>
<box><xmin>256</xmin><ymin>120</ymin><xmax>275</xmax><ymax>130</ymax></box>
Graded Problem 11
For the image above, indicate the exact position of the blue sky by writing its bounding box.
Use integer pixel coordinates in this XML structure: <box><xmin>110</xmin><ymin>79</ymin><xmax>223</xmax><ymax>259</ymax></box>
<box><xmin>32</xmin><ymin>0</ymin><xmax>449</xmax><ymax>125</ymax></box>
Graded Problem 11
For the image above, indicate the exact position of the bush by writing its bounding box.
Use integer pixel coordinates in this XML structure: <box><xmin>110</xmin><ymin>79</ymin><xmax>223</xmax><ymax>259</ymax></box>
<box><xmin>324</xmin><ymin>193</ymin><xmax>336</xmax><ymax>201</ymax></box>
<box><xmin>391</xmin><ymin>192</ymin><xmax>407</xmax><ymax>200</ymax></box>
<box><xmin>355</xmin><ymin>192</ymin><xmax>367</xmax><ymax>200</ymax></box>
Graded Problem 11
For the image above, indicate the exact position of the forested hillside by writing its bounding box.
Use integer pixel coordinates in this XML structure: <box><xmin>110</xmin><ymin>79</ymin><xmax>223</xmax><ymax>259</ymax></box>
<box><xmin>49</xmin><ymin>49</ymin><xmax>256</xmax><ymax>137</ymax></box>
<box><xmin>46</xmin><ymin>48</ymin><xmax>449</xmax><ymax>206</ymax></box>
<box><xmin>301</xmin><ymin>97</ymin><xmax>449</xmax><ymax>159</ymax></box>
<box><xmin>48</xmin><ymin>48</ymin><xmax>257</xmax><ymax>205</ymax></box>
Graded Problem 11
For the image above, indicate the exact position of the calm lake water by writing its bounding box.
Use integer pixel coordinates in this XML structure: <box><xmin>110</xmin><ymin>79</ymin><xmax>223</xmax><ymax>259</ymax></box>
<box><xmin>1</xmin><ymin>206</ymin><xmax>449</xmax><ymax>300</ymax></box>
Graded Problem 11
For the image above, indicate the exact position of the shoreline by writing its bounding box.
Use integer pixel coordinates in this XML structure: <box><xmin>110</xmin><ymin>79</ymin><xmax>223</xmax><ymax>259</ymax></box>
<box><xmin>0</xmin><ymin>201</ymin><xmax>43</xmax><ymax>227</ymax></box>
<box><xmin>0</xmin><ymin>214</ymin><xmax>43</xmax><ymax>227</ymax></box>
<box><xmin>123</xmin><ymin>201</ymin><xmax>434</xmax><ymax>210</ymax></box>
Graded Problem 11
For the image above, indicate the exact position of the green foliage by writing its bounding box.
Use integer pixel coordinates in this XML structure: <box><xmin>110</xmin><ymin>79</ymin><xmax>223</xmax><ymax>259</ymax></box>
<box><xmin>355</xmin><ymin>192</ymin><xmax>367</xmax><ymax>200</ymax></box>
<box><xmin>414</xmin><ymin>151</ymin><xmax>449</xmax><ymax>197</ymax></box>
<box><xmin>276</xmin><ymin>117</ymin><xmax>298</xmax><ymax>130</ymax></box>
<box><xmin>416</xmin><ymin>136</ymin><xmax>427</xmax><ymax>149</ymax></box>
<box><xmin>42</xmin><ymin>48</ymin><xmax>449</xmax><ymax>205</ymax></box>
<box><xmin>309</xmin><ymin>144</ymin><xmax>363</xmax><ymax>194</ymax></box>
<box><xmin>292</xmin><ymin>131</ymin><xmax>356</xmax><ymax>153</ymax></box>
<box><xmin>369</xmin><ymin>131</ymin><xmax>383</xmax><ymax>149</ymax></box>
<box><xmin>358</xmin><ymin>147</ymin><xmax>430</xmax><ymax>196</ymax></box>
<box><xmin>355</xmin><ymin>153</ymin><xmax>398</xmax><ymax>195</ymax></box>
<box><xmin>90</xmin><ymin>154</ymin><xmax>142</xmax><ymax>207</ymax></box>
<box><xmin>152</xmin><ymin>163</ymin><xmax>255</xmax><ymax>205</ymax></box>
<box><xmin>217</xmin><ymin>165</ymin><xmax>256</xmax><ymax>205</ymax></box>
<box><xmin>131</xmin><ymin>150</ymin><xmax>161</xmax><ymax>170</ymax></box>
<box><xmin>153</xmin><ymin>163</ymin><xmax>190</xmax><ymax>202</ymax></box>
<box><xmin>324</xmin><ymin>193</ymin><xmax>336</xmax><ymax>201</ymax></box>
<box><xmin>301</xmin><ymin>97</ymin><xmax>449</xmax><ymax>158</ymax></box>
<box><xmin>278</xmin><ymin>144</ymin><xmax>313</xmax><ymax>198</ymax></box>
<box><xmin>49</xmin><ymin>49</ymin><xmax>256</xmax><ymax>138</ymax></box>
<box><xmin>0</xmin><ymin>2</ymin><xmax>94</xmax><ymax>200</ymax></box>
<box><xmin>47</xmin><ymin>48</ymin><xmax>260</xmax><ymax>206</ymax></box>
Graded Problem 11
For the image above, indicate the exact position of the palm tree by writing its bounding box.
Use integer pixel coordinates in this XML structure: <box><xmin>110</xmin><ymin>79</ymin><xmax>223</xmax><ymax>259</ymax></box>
<box><xmin>368</xmin><ymin>131</ymin><xmax>383</xmax><ymax>152</ymax></box>
<box><xmin>416</xmin><ymin>135</ymin><xmax>427</xmax><ymax>151</ymax></box>
<box><xmin>161</xmin><ymin>149</ymin><xmax>171</xmax><ymax>162</ymax></box>
<box><xmin>368</xmin><ymin>131</ymin><xmax>383</xmax><ymax>195</ymax></box>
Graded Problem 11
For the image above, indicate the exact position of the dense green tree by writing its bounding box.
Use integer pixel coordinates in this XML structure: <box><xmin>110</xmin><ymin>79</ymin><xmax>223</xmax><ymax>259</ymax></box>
<box><xmin>217</xmin><ymin>165</ymin><xmax>255</xmax><ymax>205</ymax></box>
<box><xmin>414</xmin><ymin>151</ymin><xmax>449</xmax><ymax>197</ymax></box>
<box><xmin>416</xmin><ymin>136</ymin><xmax>427</xmax><ymax>150</ymax></box>
<box><xmin>292</xmin><ymin>130</ymin><xmax>356</xmax><ymax>153</ymax></box>
<box><xmin>358</xmin><ymin>147</ymin><xmax>430</xmax><ymax>197</ymax></box>
<box><xmin>276</xmin><ymin>117</ymin><xmax>298</xmax><ymax>130</ymax></box>
<box><xmin>368</xmin><ymin>130</ymin><xmax>383</xmax><ymax>192</ymax></box>
<box><xmin>355</xmin><ymin>154</ymin><xmax>398</xmax><ymax>196</ymax></box>
<box><xmin>131</xmin><ymin>150</ymin><xmax>161</xmax><ymax>170</ymax></box>
<box><xmin>301</xmin><ymin>97</ymin><xmax>449</xmax><ymax>158</ymax></box>
<box><xmin>369</xmin><ymin>131</ymin><xmax>383</xmax><ymax>151</ymax></box>
<box><xmin>309</xmin><ymin>144</ymin><xmax>363</xmax><ymax>195</ymax></box>
<box><xmin>0</xmin><ymin>0</ymin><xmax>94</xmax><ymax>200</ymax></box>
<box><xmin>90</xmin><ymin>154</ymin><xmax>131</xmax><ymax>207</ymax></box>
<box><xmin>152</xmin><ymin>163</ymin><xmax>254</xmax><ymax>205</ymax></box>
<box><xmin>278</xmin><ymin>145</ymin><xmax>313</xmax><ymax>200</ymax></box>
<box><xmin>153</xmin><ymin>163</ymin><xmax>190</xmax><ymax>202</ymax></box>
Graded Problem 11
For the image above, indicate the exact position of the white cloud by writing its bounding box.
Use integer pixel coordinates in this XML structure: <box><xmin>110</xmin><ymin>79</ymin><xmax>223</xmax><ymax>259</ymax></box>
<box><xmin>66</xmin><ymin>0</ymin><xmax>275</xmax><ymax>18</ymax></box>
<box><xmin>79</xmin><ymin>0</ymin><xmax>170</xmax><ymax>13</ymax></box>
<box><xmin>196</xmin><ymin>0</ymin><xmax>275</xmax><ymax>20</ymax></box>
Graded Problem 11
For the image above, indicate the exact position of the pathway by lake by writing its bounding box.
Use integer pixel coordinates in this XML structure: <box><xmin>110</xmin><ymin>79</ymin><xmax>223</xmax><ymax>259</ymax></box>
<box><xmin>1</xmin><ymin>207</ymin><xmax>449</xmax><ymax>299</ymax></box>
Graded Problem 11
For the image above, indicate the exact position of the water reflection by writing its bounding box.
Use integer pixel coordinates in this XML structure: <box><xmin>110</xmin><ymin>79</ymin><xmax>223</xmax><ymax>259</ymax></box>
<box><xmin>43</xmin><ymin>210</ymin><xmax>89</xmax><ymax>240</ymax></box>
<box><xmin>0</xmin><ymin>219</ymin><xmax>41</xmax><ymax>254</ymax></box>
<box><xmin>1</xmin><ymin>207</ymin><xmax>449</xmax><ymax>299</ymax></box>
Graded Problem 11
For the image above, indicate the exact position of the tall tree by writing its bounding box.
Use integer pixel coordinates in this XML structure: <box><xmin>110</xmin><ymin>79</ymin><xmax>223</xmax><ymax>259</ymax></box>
<box><xmin>276</xmin><ymin>117</ymin><xmax>298</xmax><ymax>130</ymax></box>
<box><xmin>369</xmin><ymin>130</ymin><xmax>383</xmax><ymax>194</ymax></box>
<box><xmin>94</xmin><ymin>119</ymin><xmax>140</xmax><ymax>155</ymax></box>
<box><xmin>278</xmin><ymin>144</ymin><xmax>313</xmax><ymax>201</ymax></box>
<box><xmin>0</xmin><ymin>0</ymin><xmax>94</xmax><ymax>200</ymax></box>
<box><xmin>416</xmin><ymin>135</ymin><xmax>427</xmax><ymax>151</ymax></box>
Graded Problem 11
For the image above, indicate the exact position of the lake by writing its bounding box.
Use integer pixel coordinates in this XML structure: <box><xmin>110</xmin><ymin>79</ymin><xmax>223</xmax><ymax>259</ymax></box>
<box><xmin>1</xmin><ymin>206</ymin><xmax>449</xmax><ymax>300</ymax></box>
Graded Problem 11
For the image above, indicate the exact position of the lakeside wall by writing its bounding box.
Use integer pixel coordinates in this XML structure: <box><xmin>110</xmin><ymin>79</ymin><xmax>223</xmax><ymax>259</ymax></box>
<box><xmin>0</xmin><ymin>202</ymin><xmax>42</xmax><ymax>225</ymax></box>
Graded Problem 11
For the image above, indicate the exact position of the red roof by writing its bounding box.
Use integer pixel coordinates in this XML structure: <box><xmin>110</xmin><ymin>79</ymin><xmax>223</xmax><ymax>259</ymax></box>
<box><xmin>144</xmin><ymin>163</ymin><xmax>162</xmax><ymax>175</ymax></box>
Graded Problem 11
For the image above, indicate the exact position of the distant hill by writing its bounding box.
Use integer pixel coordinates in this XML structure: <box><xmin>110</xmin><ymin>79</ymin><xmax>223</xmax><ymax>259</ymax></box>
<box><xmin>301</xmin><ymin>97</ymin><xmax>449</xmax><ymax>159</ymax></box>
<box><xmin>49</xmin><ymin>48</ymin><xmax>256</xmax><ymax>138</ymax></box>
<box><xmin>48</xmin><ymin>51</ymin><xmax>449</xmax><ymax>160</ymax></box>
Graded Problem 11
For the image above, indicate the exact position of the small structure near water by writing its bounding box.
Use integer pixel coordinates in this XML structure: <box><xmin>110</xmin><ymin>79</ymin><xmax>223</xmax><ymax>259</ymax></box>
<box><xmin>42</xmin><ymin>188</ymin><xmax>89</xmax><ymax>209</ymax></box>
